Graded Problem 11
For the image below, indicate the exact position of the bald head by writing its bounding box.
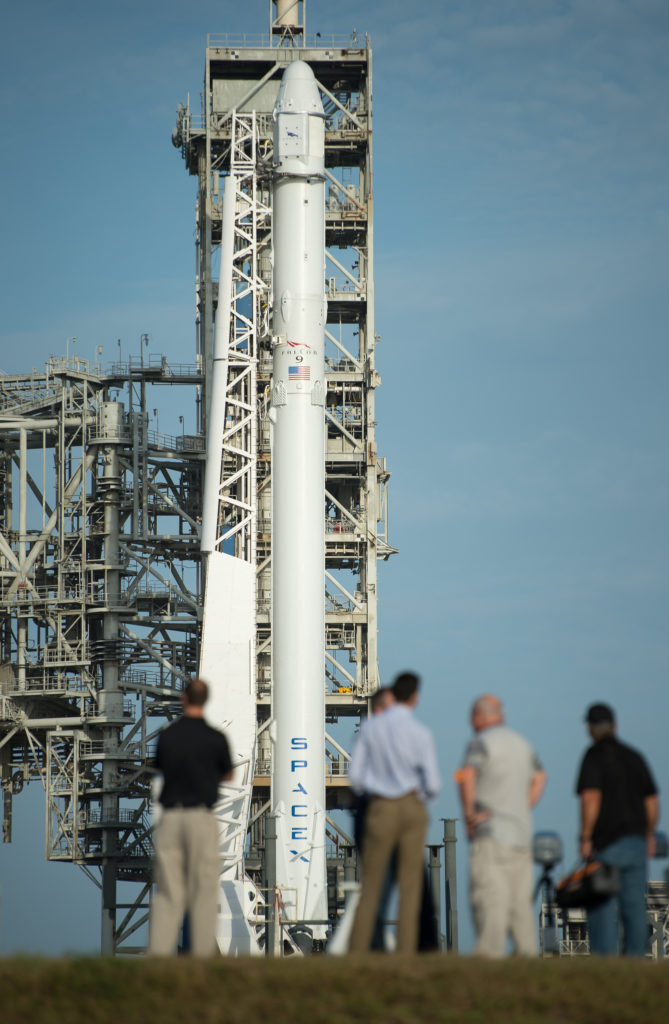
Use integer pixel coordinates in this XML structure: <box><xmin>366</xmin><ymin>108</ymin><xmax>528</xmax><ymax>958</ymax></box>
<box><xmin>471</xmin><ymin>694</ymin><xmax>504</xmax><ymax>732</ymax></box>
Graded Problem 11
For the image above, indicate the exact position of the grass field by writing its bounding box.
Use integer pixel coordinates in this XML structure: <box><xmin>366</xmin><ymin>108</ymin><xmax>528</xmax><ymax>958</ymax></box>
<box><xmin>2</xmin><ymin>954</ymin><xmax>669</xmax><ymax>1024</ymax></box>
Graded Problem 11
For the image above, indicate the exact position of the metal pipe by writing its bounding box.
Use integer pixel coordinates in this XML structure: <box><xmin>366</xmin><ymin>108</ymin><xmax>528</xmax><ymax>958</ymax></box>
<box><xmin>18</xmin><ymin>428</ymin><xmax>27</xmax><ymax>687</ymax></box>
<box><xmin>201</xmin><ymin>173</ymin><xmax>236</xmax><ymax>555</ymax></box>
<box><xmin>428</xmin><ymin>844</ymin><xmax>443</xmax><ymax>950</ymax></box>
<box><xmin>100</xmin><ymin>402</ymin><xmax>123</xmax><ymax>954</ymax></box>
<box><xmin>343</xmin><ymin>844</ymin><xmax>357</xmax><ymax>886</ymax></box>
<box><xmin>443</xmin><ymin>817</ymin><xmax>459</xmax><ymax>952</ymax></box>
<box><xmin>264</xmin><ymin>814</ymin><xmax>279</xmax><ymax>956</ymax></box>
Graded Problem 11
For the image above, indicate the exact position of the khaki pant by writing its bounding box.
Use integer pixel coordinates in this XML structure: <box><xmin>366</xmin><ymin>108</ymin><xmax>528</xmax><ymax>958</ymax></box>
<box><xmin>349</xmin><ymin>793</ymin><xmax>428</xmax><ymax>954</ymax></box>
<box><xmin>469</xmin><ymin>838</ymin><xmax>536</xmax><ymax>957</ymax></box>
<box><xmin>149</xmin><ymin>807</ymin><xmax>220</xmax><ymax>956</ymax></box>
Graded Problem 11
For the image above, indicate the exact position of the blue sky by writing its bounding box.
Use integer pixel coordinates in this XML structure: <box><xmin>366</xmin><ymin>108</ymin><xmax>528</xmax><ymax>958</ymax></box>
<box><xmin>1</xmin><ymin>0</ymin><xmax>668</xmax><ymax>954</ymax></box>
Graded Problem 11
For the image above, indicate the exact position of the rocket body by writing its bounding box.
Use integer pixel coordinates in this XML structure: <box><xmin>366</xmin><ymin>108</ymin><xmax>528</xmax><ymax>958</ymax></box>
<box><xmin>270</xmin><ymin>61</ymin><xmax>327</xmax><ymax>937</ymax></box>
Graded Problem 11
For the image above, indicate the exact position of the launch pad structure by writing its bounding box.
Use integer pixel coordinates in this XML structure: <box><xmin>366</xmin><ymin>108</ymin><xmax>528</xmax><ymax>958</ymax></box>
<box><xmin>0</xmin><ymin>2</ymin><xmax>396</xmax><ymax>953</ymax></box>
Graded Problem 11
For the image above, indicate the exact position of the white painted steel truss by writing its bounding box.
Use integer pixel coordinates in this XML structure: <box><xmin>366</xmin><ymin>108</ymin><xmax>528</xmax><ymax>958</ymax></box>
<box><xmin>0</xmin><ymin>13</ymin><xmax>396</xmax><ymax>955</ymax></box>
<box><xmin>179</xmin><ymin>25</ymin><xmax>396</xmax><ymax>939</ymax></box>
<box><xmin>0</xmin><ymin>359</ymin><xmax>204</xmax><ymax>953</ymax></box>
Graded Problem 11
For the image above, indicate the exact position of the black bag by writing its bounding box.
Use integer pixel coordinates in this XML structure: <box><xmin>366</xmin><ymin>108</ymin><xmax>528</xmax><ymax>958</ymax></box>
<box><xmin>555</xmin><ymin>860</ymin><xmax>620</xmax><ymax>909</ymax></box>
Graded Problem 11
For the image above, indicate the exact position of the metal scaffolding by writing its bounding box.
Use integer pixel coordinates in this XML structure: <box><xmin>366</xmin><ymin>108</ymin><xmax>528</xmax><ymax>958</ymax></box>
<box><xmin>0</xmin><ymin>356</ymin><xmax>203</xmax><ymax>952</ymax></box>
<box><xmin>172</xmin><ymin>12</ymin><xmax>395</xmax><ymax>909</ymax></box>
<box><xmin>538</xmin><ymin>882</ymin><xmax>669</xmax><ymax>958</ymax></box>
<box><xmin>0</xmin><ymin>1</ymin><xmax>395</xmax><ymax>951</ymax></box>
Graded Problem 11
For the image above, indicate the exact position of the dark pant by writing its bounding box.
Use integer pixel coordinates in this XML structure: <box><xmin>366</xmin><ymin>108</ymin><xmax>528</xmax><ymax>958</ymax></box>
<box><xmin>349</xmin><ymin>793</ymin><xmax>428</xmax><ymax>954</ymax></box>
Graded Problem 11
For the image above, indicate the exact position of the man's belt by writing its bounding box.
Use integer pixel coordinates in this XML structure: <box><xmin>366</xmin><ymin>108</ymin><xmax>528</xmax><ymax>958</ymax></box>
<box><xmin>369</xmin><ymin>790</ymin><xmax>420</xmax><ymax>801</ymax></box>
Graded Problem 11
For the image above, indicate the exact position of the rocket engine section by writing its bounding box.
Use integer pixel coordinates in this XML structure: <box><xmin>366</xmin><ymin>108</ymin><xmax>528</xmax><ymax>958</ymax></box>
<box><xmin>269</xmin><ymin>60</ymin><xmax>328</xmax><ymax>943</ymax></box>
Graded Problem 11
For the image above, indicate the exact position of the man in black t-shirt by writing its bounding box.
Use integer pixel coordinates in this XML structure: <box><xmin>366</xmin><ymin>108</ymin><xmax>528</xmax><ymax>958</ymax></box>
<box><xmin>576</xmin><ymin>702</ymin><xmax>659</xmax><ymax>956</ymax></box>
<box><xmin>148</xmin><ymin>677</ymin><xmax>232</xmax><ymax>956</ymax></box>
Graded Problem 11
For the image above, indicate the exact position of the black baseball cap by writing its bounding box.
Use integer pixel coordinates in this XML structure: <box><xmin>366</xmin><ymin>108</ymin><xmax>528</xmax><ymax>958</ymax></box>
<box><xmin>585</xmin><ymin>702</ymin><xmax>615</xmax><ymax>725</ymax></box>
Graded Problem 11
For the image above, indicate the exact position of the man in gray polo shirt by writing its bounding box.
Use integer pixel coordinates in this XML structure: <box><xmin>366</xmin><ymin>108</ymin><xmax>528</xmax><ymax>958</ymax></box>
<box><xmin>456</xmin><ymin>694</ymin><xmax>547</xmax><ymax>957</ymax></box>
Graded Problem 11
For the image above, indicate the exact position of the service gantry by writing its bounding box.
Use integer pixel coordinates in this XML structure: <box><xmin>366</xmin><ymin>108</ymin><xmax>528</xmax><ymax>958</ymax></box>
<box><xmin>0</xmin><ymin>352</ymin><xmax>204</xmax><ymax>952</ymax></box>
<box><xmin>0</xmin><ymin>0</ymin><xmax>394</xmax><ymax>953</ymax></box>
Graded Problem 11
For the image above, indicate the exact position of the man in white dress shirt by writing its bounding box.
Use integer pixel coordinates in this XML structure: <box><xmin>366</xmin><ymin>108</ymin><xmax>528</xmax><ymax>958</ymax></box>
<box><xmin>348</xmin><ymin>672</ymin><xmax>441</xmax><ymax>954</ymax></box>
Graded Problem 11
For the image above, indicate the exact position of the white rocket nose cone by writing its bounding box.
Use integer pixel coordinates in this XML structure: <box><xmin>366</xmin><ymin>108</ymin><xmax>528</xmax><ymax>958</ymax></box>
<box><xmin>275</xmin><ymin>60</ymin><xmax>324</xmax><ymax>115</ymax></box>
<box><xmin>282</xmin><ymin>60</ymin><xmax>313</xmax><ymax>83</ymax></box>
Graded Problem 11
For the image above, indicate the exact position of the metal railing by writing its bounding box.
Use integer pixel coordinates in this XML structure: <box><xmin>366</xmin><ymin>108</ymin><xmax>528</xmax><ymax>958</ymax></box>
<box><xmin>0</xmin><ymin>579</ymin><xmax>198</xmax><ymax>607</ymax></box>
<box><xmin>43</xmin><ymin>643</ymin><xmax>89</xmax><ymax>665</ymax></box>
<box><xmin>558</xmin><ymin>939</ymin><xmax>590</xmax><ymax>956</ymax></box>
<box><xmin>78</xmin><ymin>739</ymin><xmax>146</xmax><ymax>759</ymax></box>
<box><xmin>83</xmin><ymin>697</ymin><xmax>134</xmax><ymax>720</ymax></box>
<box><xmin>207</xmin><ymin>33</ymin><xmax>365</xmax><ymax>50</ymax></box>
<box><xmin>107</xmin><ymin>358</ymin><xmax>202</xmax><ymax>378</ymax></box>
<box><xmin>119</xmin><ymin>669</ymin><xmax>184</xmax><ymax>693</ymax></box>
<box><xmin>1</xmin><ymin>676</ymin><xmax>90</xmax><ymax>695</ymax></box>
<box><xmin>325</xmin><ymin>516</ymin><xmax>361</xmax><ymax>535</ymax></box>
<box><xmin>84</xmin><ymin>807</ymin><xmax>151</xmax><ymax>829</ymax></box>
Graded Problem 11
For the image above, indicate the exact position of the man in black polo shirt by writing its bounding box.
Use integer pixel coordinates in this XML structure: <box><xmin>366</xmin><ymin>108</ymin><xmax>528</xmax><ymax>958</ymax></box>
<box><xmin>149</xmin><ymin>677</ymin><xmax>233</xmax><ymax>956</ymax></box>
<box><xmin>576</xmin><ymin>702</ymin><xmax>659</xmax><ymax>956</ymax></box>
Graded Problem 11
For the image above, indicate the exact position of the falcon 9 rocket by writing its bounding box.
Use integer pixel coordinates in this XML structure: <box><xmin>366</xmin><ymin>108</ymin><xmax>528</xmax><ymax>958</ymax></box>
<box><xmin>269</xmin><ymin>60</ymin><xmax>328</xmax><ymax>943</ymax></box>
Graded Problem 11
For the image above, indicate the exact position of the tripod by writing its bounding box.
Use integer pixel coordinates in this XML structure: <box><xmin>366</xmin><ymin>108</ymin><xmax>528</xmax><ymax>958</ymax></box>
<box><xmin>534</xmin><ymin>864</ymin><xmax>560</xmax><ymax>955</ymax></box>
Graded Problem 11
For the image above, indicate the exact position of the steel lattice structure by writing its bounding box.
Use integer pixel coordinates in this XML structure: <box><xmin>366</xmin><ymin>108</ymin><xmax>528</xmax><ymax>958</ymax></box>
<box><xmin>0</xmin><ymin>357</ymin><xmax>204</xmax><ymax>952</ymax></box>
<box><xmin>0</xmin><ymin>2</ymin><xmax>395</xmax><ymax>953</ymax></box>
<box><xmin>175</xmin><ymin>13</ymin><xmax>395</xmax><ymax>906</ymax></box>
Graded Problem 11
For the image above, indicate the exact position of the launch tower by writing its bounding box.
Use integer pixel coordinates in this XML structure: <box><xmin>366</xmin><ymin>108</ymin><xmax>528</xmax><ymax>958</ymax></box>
<box><xmin>175</xmin><ymin>0</ymin><xmax>395</xmax><ymax>947</ymax></box>
<box><xmin>0</xmin><ymin>351</ymin><xmax>204</xmax><ymax>953</ymax></box>
<box><xmin>0</xmin><ymin>0</ymin><xmax>394</xmax><ymax>953</ymax></box>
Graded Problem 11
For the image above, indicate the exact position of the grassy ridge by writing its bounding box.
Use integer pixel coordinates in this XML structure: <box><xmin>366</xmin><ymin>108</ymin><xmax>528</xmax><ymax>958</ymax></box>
<box><xmin>2</xmin><ymin>955</ymin><xmax>669</xmax><ymax>1024</ymax></box>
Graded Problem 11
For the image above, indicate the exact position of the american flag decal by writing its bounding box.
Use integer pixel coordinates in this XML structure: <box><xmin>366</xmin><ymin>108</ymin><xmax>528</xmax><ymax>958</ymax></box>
<box><xmin>289</xmin><ymin>365</ymin><xmax>311</xmax><ymax>382</ymax></box>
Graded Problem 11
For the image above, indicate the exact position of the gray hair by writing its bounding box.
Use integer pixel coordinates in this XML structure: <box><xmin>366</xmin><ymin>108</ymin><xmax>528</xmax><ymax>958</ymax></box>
<box><xmin>472</xmin><ymin>694</ymin><xmax>503</xmax><ymax>722</ymax></box>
